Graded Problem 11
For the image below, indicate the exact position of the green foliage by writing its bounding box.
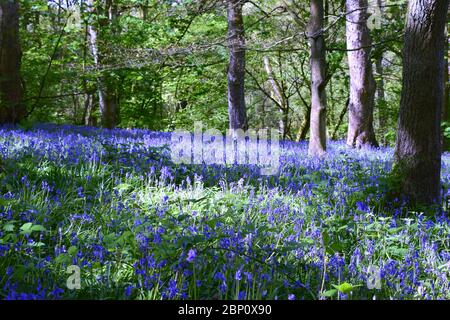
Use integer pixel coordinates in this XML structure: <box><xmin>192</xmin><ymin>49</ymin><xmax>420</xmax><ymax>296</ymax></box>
<box><xmin>442</xmin><ymin>122</ymin><xmax>450</xmax><ymax>139</ymax></box>
<box><xmin>16</xmin><ymin>0</ymin><xmax>404</xmax><ymax>140</ymax></box>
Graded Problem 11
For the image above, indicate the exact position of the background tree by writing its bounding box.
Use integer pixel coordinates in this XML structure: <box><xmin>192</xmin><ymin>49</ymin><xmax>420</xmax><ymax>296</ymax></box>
<box><xmin>394</xmin><ymin>0</ymin><xmax>449</xmax><ymax>206</ymax></box>
<box><xmin>8</xmin><ymin>0</ymin><xmax>408</xmax><ymax>147</ymax></box>
<box><xmin>227</xmin><ymin>0</ymin><xmax>247</xmax><ymax>130</ymax></box>
<box><xmin>0</xmin><ymin>0</ymin><xmax>26</xmax><ymax>123</ymax></box>
<box><xmin>87</xmin><ymin>0</ymin><xmax>119</xmax><ymax>129</ymax></box>
<box><xmin>263</xmin><ymin>55</ymin><xmax>288</xmax><ymax>139</ymax></box>
<box><xmin>345</xmin><ymin>0</ymin><xmax>378</xmax><ymax>148</ymax></box>
<box><xmin>308</xmin><ymin>0</ymin><xmax>327</xmax><ymax>156</ymax></box>
<box><xmin>374</xmin><ymin>0</ymin><xmax>387</xmax><ymax>146</ymax></box>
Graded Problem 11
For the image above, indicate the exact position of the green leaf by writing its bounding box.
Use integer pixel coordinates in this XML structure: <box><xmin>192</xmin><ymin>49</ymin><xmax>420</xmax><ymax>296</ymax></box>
<box><xmin>55</xmin><ymin>253</ymin><xmax>71</xmax><ymax>264</ymax></box>
<box><xmin>117</xmin><ymin>231</ymin><xmax>135</xmax><ymax>246</ymax></box>
<box><xmin>103</xmin><ymin>233</ymin><xmax>118</xmax><ymax>249</ymax></box>
<box><xmin>3</xmin><ymin>223</ymin><xmax>15</xmax><ymax>232</ymax></box>
<box><xmin>388</xmin><ymin>246</ymin><xmax>408</xmax><ymax>258</ymax></box>
<box><xmin>322</xmin><ymin>289</ymin><xmax>338</xmax><ymax>297</ymax></box>
<box><xmin>332</xmin><ymin>282</ymin><xmax>361</xmax><ymax>294</ymax></box>
<box><xmin>28</xmin><ymin>241</ymin><xmax>45</xmax><ymax>248</ymax></box>
<box><xmin>31</xmin><ymin>225</ymin><xmax>46</xmax><ymax>232</ymax></box>
<box><xmin>13</xmin><ymin>265</ymin><xmax>28</xmax><ymax>278</ymax></box>
<box><xmin>20</xmin><ymin>222</ymin><xmax>33</xmax><ymax>231</ymax></box>
<box><xmin>92</xmin><ymin>262</ymin><xmax>102</xmax><ymax>270</ymax></box>
<box><xmin>114</xmin><ymin>183</ymin><xmax>132</xmax><ymax>192</ymax></box>
<box><xmin>68</xmin><ymin>246</ymin><xmax>78</xmax><ymax>256</ymax></box>
<box><xmin>322</xmin><ymin>231</ymin><xmax>330</xmax><ymax>246</ymax></box>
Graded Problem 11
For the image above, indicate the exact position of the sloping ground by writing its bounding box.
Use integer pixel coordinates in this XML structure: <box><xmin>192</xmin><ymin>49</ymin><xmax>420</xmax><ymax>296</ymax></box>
<box><xmin>0</xmin><ymin>124</ymin><xmax>449</xmax><ymax>300</ymax></box>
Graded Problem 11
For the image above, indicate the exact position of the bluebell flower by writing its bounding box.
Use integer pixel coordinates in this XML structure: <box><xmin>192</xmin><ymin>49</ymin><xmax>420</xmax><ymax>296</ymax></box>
<box><xmin>186</xmin><ymin>249</ymin><xmax>197</xmax><ymax>263</ymax></box>
<box><xmin>50</xmin><ymin>287</ymin><xmax>64</xmax><ymax>299</ymax></box>
<box><xmin>235</xmin><ymin>269</ymin><xmax>242</xmax><ymax>281</ymax></box>
<box><xmin>124</xmin><ymin>285</ymin><xmax>133</xmax><ymax>298</ymax></box>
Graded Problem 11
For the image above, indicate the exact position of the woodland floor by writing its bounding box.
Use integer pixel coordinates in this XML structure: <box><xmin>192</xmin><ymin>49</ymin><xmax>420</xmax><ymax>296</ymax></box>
<box><xmin>0</xmin><ymin>124</ymin><xmax>449</xmax><ymax>300</ymax></box>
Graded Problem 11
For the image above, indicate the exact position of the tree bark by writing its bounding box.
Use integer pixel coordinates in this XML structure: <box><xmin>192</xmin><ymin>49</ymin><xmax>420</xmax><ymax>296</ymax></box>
<box><xmin>332</xmin><ymin>98</ymin><xmax>349</xmax><ymax>140</ymax></box>
<box><xmin>0</xmin><ymin>0</ymin><xmax>26</xmax><ymax>123</ymax></box>
<box><xmin>394</xmin><ymin>0</ymin><xmax>449</xmax><ymax>207</ymax></box>
<box><xmin>375</xmin><ymin>0</ymin><xmax>387</xmax><ymax>147</ymax></box>
<box><xmin>443</xmin><ymin>18</ymin><xmax>449</xmax><ymax>151</ymax></box>
<box><xmin>227</xmin><ymin>0</ymin><xmax>247</xmax><ymax>131</ymax></box>
<box><xmin>375</xmin><ymin>55</ymin><xmax>386</xmax><ymax>145</ymax></box>
<box><xmin>345</xmin><ymin>0</ymin><xmax>378</xmax><ymax>148</ymax></box>
<box><xmin>294</xmin><ymin>83</ymin><xmax>311</xmax><ymax>141</ymax></box>
<box><xmin>87</xmin><ymin>0</ymin><xmax>118</xmax><ymax>129</ymax></box>
<box><xmin>308</xmin><ymin>0</ymin><xmax>327</xmax><ymax>156</ymax></box>
<box><xmin>263</xmin><ymin>56</ymin><xmax>287</xmax><ymax>139</ymax></box>
<box><xmin>297</xmin><ymin>104</ymin><xmax>311</xmax><ymax>141</ymax></box>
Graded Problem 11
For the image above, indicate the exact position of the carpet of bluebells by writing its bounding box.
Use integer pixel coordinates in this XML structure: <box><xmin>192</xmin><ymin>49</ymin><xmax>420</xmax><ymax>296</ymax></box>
<box><xmin>0</xmin><ymin>124</ymin><xmax>449</xmax><ymax>300</ymax></box>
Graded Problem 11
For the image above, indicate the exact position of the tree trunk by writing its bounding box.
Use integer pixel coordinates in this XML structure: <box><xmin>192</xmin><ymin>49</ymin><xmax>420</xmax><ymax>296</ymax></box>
<box><xmin>227</xmin><ymin>0</ymin><xmax>247</xmax><ymax>131</ymax></box>
<box><xmin>345</xmin><ymin>0</ymin><xmax>378</xmax><ymax>148</ymax></box>
<box><xmin>263</xmin><ymin>56</ymin><xmax>287</xmax><ymax>139</ymax></box>
<box><xmin>443</xmin><ymin>20</ymin><xmax>449</xmax><ymax>151</ymax></box>
<box><xmin>394</xmin><ymin>0</ymin><xmax>448</xmax><ymax>207</ymax></box>
<box><xmin>375</xmin><ymin>55</ymin><xmax>386</xmax><ymax>145</ymax></box>
<box><xmin>0</xmin><ymin>0</ymin><xmax>26</xmax><ymax>123</ymax></box>
<box><xmin>297</xmin><ymin>104</ymin><xmax>311</xmax><ymax>141</ymax></box>
<box><xmin>332</xmin><ymin>98</ymin><xmax>349</xmax><ymax>140</ymax></box>
<box><xmin>375</xmin><ymin>0</ymin><xmax>387</xmax><ymax>147</ymax></box>
<box><xmin>87</xmin><ymin>0</ymin><xmax>118</xmax><ymax>129</ymax></box>
<box><xmin>308</xmin><ymin>0</ymin><xmax>327</xmax><ymax>156</ymax></box>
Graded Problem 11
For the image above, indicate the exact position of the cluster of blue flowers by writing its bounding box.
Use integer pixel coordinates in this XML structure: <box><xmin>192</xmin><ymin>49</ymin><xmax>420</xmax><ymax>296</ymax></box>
<box><xmin>0</xmin><ymin>124</ymin><xmax>448</xmax><ymax>300</ymax></box>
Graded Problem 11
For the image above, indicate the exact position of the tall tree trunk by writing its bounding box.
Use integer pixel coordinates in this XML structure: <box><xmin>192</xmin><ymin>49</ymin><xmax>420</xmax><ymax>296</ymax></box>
<box><xmin>443</xmin><ymin>19</ymin><xmax>449</xmax><ymax>151</ymax></box>
<box><xmin>375</xmin><ymin>0</ymin><xmax>387</xmax><ymax>147</ymax></box>
<box><xmin>308</xmin><ymin>0</ymin><xmax>327</xmax><ymax>156</ymax></box>
<box><xmin>227</xmin><ymin>0</ymin><xmax>247</xmax><ymax>131</ymax></box>
<box><xmin>0</xmin><ymin>0</ymin><xmax>26</xmax><ymax>123</ymax></box>
<box><xmin>87</xmin><ymin>0</ymin><xmax>118</xmax><ymax>129</ymax></box>
<box><xmin>81</xmin><ymin>2</ymin><xmax>93</xmax><ymax>127</ymax></box>
<box><xmin>394</xmin><ymin>0</ymin><xmax>448</xmax><ymax>207</ymax></box>
<box><xmin>375</xmin><ymin>55</ymin><xmax>386</xmax><ymax>145</ymax></box>
<box><xmin>263</xmin><ymin>56</ymin><xmax>287</xmax><ymax>139</ymax></box>
<box><xmin>345</xmin><ymin>0</ymin><xmax>378</xmax><ymax>148</ymax></box>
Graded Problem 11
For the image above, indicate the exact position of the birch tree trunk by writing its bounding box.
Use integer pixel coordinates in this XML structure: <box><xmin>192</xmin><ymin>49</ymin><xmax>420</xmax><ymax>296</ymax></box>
<box><xmin>345</xmin><ymin>0</ymin><xmax>378</xmax><ymax>148</ymax></box>
<box><xmin>308</xmin><ymin>0</ymin><xmax>327</xmax><ymax>156</ymax></box>
<box><xmin>227</xmin><ymin>0</ymin><xmax>247</xmax><ymax>131</ymax></box>
<box><xmin>0</xmin><ymin>0</ymin><xmax>26</xmax><ymax>123</ymax></box>
<box><xmin>394</xmin><ymin>0</ymin><xmax>449</xmax><ymax>207</ymax></box>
